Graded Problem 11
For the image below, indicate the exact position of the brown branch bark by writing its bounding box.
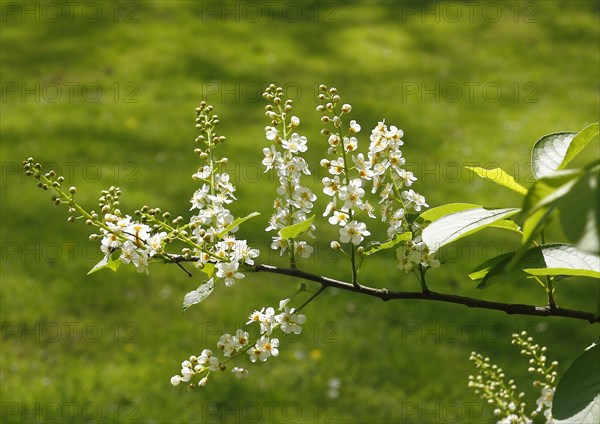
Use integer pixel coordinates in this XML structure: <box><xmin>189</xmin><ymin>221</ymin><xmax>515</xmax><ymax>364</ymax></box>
<box><xmin>166</xmin><ymin>255</ymin><xmax>600</xmax><ymax>323</ymax></box>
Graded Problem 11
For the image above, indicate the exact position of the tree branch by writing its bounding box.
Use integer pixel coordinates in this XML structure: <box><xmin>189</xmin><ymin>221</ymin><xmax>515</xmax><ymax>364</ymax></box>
<box><xmin>165</xmin><ymin>255</ymin><xmax>600</xmax><ymax>323</ymax></box>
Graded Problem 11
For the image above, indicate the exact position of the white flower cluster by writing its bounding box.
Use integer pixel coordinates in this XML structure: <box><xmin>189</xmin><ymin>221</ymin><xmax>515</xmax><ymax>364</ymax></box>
<box><xmin>87</xmin><ymin>186</ymin><xmax>169</xmax><ymax>274</ymax></box>
<box><xmin>99</xmin><ymin>210</ymin><xmax>167</xmax><ymax>274</ymax></box>
<box><xmin>317</xmin><ymin>84</ymin><xmax>438</xmax><ymax>274</ymax></box>
<box><xmin>89</xmin><ymin>102</ymin><xmax>259</xmax><ymax>285</ymax></box>
<box><xmin>317</xmin><ymin>88</ymin><xmax>372</xmax><ymax>255</ymax></box>
<box><xmin>262</xmin><ymin>85</ymin><xmax>315</xmax><ymax>265</ymax></box>
<box><xmin>188</xmin><ymin>102</ymin><xmax>258</xmax><ymax>286</ymax></box>
<box><xmin>170</xmin><ymin>298</ymin><xmax>306</xmax><ymax>388</ymax></box>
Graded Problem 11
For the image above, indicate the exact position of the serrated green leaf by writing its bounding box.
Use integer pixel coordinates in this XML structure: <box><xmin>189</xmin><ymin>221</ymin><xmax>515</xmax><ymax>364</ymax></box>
<box><xmin>422</xmin><ymin>207</ymin><xmax>520</xmax><ymax>253</ymax></box>
<box><xmin>279</xmin><ymin>215</ymin><xmax>315</xmax><ymax>240</ymax></box>
<box><xmin>553</xmin><ymin>343</ymin><xmax>600</xmax><ymax>423</ymax></box>
<box><xmin>87</xmin><ymin>252</ymin><xmax>121</xmax><ymax>275</ymax></box>
<box><xmin>531</xmin><ymin>131</ymin><xmax>577</xmax><ymax>179</ymax></box>
<box><xmin>183</xmin><ymin>278</ymin><xmax>215</xmax><ymax>311</ymax></box>
<box><xmin>362</xmin><ymin>232</ymin><xmax>412</xmax><ymax>256</ymax></box>
<box><xmin>558</xmin><ymin>122</ymin><xmax>599</xmax><ymax>171</ymax></box>
<box><xmin>517</xmin><ymin>244</ymin><xmax>600</xmax><ymax>279</ymax></box>
<box><xmin>218</xmin><ymin>212</ymin><xmax>260</xmax><ymax>238</ymax></box>
<box><xmin>466</xmin><ymin>166</ymin><xmax>528</xmax><ymax>195</ymax></box>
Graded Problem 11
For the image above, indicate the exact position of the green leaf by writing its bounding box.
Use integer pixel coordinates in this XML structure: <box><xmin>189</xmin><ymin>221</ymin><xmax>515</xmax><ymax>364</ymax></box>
<box><xmin>531</xmin><ymin>131</ymin><xmax>577</xmax><ymax>179</ymax></box>
<box><xmin>489</xmin><ymin>219</ymin><xmax>522</xmax><ymax>234</ymax></box>
<box><xmin>553</xmin><ymin>167</ymin><xmax>600</xmax><ymax>254</ymax></box>
<box><xmin>418</xmin><ymin>203</ymin><xmax>481</xmax><ymax>223</ymax></box>
<box><xmin>523</xmin><ymin>164</ymin><xmax>600</xmax><ymax>254</ymax></box>
<box><xmin>422</xmin><ymin>207</ymin><xmax>520</xmax><ymax>253</ymax></box>
<box><xmin>521</xmin><ymin>206</ymin><xmax>556</xmax><ymax>247</ymax></box>
<box><xmin>419</xmin><ymin>203</ymin><xmax>520</xmax><ymax>234</ymax></box>
<box><xmin>183</xmin><ymin>278</ymin><xmax>215</xmax><ymax>311</ymax></box>
<box><xmin>362</xmin><ymin>232</ymin><xmax>412</xmax><ymax>256</ymax></box>
<box><xmin>558</xmin><ymin>122</ymin><xmax>599</xmax><ymax>170</ymax></box>
<box><xmin>199</xmin><ymin>262</ymin><xmax>215</xmax><ymax>279</ymax></box>
<box><xmin>466</xmin><ymin>166</ymin><xmax>528</xmax><ymax>195</ymax></box>
<box><xmin>218</xmin><ymin>212</ymin><xmax>260</xmax><ymax>237</ymax></box>
<box><xmin>87</xmin><ymin>252</ymin><xmax>121</xmax><ymax>275</ymax></box>
<box><xmin>522</xmin><ymin>168</ymin><xmax>585</xmax><ymax>216</ymax></box>
<box><xmin>469</xmin><ymin>251</ymin><xmax>515</xmax><ymax>281</ymax></box>
<box><xmin>553</xmin><ymin>343</ymin><xmax>600</xmax><ymax>423</ymax></box>
<box><xmin>279</xmin><ymin>215</ymin><xmax>315</xmax><ymax>240</ymax></box>
<box><xmin>517</xmin><ymin>244</ymin><xmax>600</xmax><ymax>279</ymax></box>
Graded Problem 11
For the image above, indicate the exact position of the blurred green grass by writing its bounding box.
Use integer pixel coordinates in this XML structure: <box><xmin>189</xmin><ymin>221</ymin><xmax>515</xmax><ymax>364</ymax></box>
<box><xmin>1</xmin><ymin>1</ymin><xmax>599</xmax><ymax>423</ymax></box>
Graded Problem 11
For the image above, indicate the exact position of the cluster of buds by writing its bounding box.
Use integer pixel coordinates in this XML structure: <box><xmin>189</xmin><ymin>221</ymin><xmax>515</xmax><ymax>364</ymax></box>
<box><xmin>468</xmin><ymin>331</ymin><xmax>558</xmax><ymax>424</ymax></box>
<box><xmin>468</xmin><ymin>352</ymin><xmax>528</xmax><ymax>423</ymax></box>
<box><xmin>22</xmin><ymin>158</ymin><xmax>80</xmax><ymax>223</ymax></box>
<box><xmin>512</xmin><ymin>331</ymin><xmax>558</xmax><ymax>422</ymax></box>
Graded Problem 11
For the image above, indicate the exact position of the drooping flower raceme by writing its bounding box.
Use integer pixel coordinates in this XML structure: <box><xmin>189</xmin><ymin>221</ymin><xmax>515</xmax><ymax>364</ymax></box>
<box><xmin>170</xmin><ymin>298</ymin><xmax>307</xmax><ymax>388</ymax></box>
<box><xmin>262</xmin><ymin>84</ymin><xmax>315</xmax><ymax>267</ymax></box>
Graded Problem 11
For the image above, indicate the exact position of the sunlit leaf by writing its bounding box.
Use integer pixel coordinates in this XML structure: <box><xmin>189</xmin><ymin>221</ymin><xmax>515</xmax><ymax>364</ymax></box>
<box><xmin>418</xmin><ymin>203</ymin><xmax>481</xmax><ymax>223</ymax></box>
<box><xmin>531</xmin><ymin>132</ymin><xmax>577</xmax><ymax>179</ymax></box>
<box><xmin>218</xmin><ymin>212</ymin><xmax>260</xmax><ymax>237</ymax></box>
<box><xmin>279</xmin><ymin>215</ymin><xmax>315</xmax><ymax>240</ymax></box>
<box><xmin>88</xmin><ymin>252</ymin><xmax>121</xmax><ymax>275</ymax></box>
<box><xmin>362</xmin><ymin>232</ymin><xmax>412</xmax><ymax>256</ymax></box>
<box><xmin>183</xmin><ymin>279</ymin><xmax>215</xmax><ymax>311</ymax></box>
<box><xmin>518</xmin><ymin>244</ymin><xmax>600</xmax><ymax>279</ymax></box>
<box><xmin>422</xmin><ymin>207</ymin><xmax>520</xmax><ymax>253</ymax></box>
<box><xmin>465</xmin><ymin>166</ymin><xmax>527</xmax><ymax>195</ymax></box>
<box><xmin>558</xmin><ymin>122</ymin><xmax>599</xmax><ymax>170</ymax></box>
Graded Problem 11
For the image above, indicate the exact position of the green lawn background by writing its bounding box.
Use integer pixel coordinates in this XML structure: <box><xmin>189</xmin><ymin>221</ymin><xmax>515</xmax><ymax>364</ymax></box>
<box><xmin>1</xmin><ymin>1</ymin><xmax>599</xmax><ymax>423</ymax></box>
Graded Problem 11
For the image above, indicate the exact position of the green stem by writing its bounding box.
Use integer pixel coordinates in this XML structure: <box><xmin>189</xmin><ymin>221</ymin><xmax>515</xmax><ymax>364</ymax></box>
<box><xmin>418</xmin><ymin>264</ymin><xmax>429</xmax><ymax>292</ymax></box>
<box><xmin>295</xmin><ymin>285</ymin><xmax>327</xmax><ymax>314</ymax></box>
<box><xmin>540</xmin><ymin>230</ymin><xmax>557</xmax><ymax>309</ymax></box>
<box><xmin>278</xmin><ymin>104</ymin><xmax>297</xmax><ymax>268</ymax></box>
<box><xmin>336</xmin><ymin>113</ymin><xmax>358</xmax><ymax>285</ymax></box>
